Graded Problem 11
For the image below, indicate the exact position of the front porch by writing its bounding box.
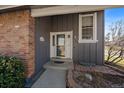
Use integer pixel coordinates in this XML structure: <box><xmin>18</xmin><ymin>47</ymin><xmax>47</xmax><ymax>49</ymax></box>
<box><xmin>32</xmin><ymin>9</ymin><xmax>105</xmax><ymax>88</ymax></box>
<box><xmin>32</xmin><ymin>5</ymin><xmax>105</xmax><ymax>88</ymax></box>
<box><xmin>34</xmin><ymin>11</ymin><xmax>104</xmax><ymax>75</ymax></box>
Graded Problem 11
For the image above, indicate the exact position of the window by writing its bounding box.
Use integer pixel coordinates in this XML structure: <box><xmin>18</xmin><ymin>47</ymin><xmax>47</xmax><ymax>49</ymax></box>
<box><xmin>78</xmin><ymin>13</ymin><xmax>98</xmax><ymax>43</ymax></box>
<box><xmin>52</xmin><ymin>35</ymin><xmax>55</xmax><ymax>46</ymax></box>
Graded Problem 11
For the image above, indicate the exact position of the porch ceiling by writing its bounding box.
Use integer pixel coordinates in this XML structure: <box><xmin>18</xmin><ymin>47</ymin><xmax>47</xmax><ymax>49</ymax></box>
<box><xmin>31</xmin><ymin>5</ymin><xmax>124</xmax><ymax>17</ymax></box>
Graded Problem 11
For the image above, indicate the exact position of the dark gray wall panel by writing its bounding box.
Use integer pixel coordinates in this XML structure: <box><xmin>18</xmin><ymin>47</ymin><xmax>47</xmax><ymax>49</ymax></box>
<box><xmin>96</xmin><ymin>11</ymin><xmax>104</xmax><ymax>65</ymax></box>
<box><xmin>90</xmin><ymin>43</ymin><xmax>97</xmax><ymax>64</ymax></box>
<box><xmin>35</xmin><ymin>17</ymin><xmax>51</xmax><ymax>74</ymax></box>
<box><xmin>72</xmin><ymin>14</ymin><xmax>79</xmax><ymax>63</ymax></box>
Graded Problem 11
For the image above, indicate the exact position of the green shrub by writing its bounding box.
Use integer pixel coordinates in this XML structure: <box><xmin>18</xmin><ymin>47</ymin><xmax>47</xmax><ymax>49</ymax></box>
<box><xmin>0</xmin><ymin>56</ymin><xmax>25</xmax><ymax>88</ymax></box>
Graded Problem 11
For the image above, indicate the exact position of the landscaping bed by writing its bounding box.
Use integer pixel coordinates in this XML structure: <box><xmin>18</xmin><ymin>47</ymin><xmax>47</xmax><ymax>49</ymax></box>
<box><xmin>66</xmin><ymin>64</ymin><xmax>124</xmax><ymax>88</ymax></box>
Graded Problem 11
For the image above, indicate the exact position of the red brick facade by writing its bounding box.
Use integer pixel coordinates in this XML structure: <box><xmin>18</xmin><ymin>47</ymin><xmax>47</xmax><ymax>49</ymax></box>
<box><xmin>0</xmin><ymin>10</ymin><xmax>35</xmax><ymax>78</ymax></box>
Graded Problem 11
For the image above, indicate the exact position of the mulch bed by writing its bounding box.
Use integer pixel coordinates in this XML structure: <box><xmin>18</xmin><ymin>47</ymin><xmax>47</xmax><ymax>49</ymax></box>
<box><xmin>67</xmin><ymin>64</ymin><xmax>124</xmax><ymax>88</ymax></box>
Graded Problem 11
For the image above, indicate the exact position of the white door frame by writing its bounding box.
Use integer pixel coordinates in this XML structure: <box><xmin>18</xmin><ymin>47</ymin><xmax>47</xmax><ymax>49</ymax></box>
<box><xmin>50</xmin><ymin>31</ymin><xmax>73</xmax><ymax>59</ymax></box>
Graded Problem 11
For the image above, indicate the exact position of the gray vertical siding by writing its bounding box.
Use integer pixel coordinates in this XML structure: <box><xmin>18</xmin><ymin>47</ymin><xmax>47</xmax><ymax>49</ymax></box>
<box><xmin>96</xmin><ymin>11</ymin><xmax>104</xmax><ymax>65</ymax></box>
<box><xmin>50</xmin><ymin>11</ymin><xmax>104</xmax><ymax>65</ymax></box>
<box><xmin>35</xmin><ymin>17</ymin><xmax>51</xmax><ymax>74</ymax></box>
<box><xmin>77</xmin><ymin>11</ymin><xmax>104</xmax><ymax>65</ymax></box>
<box><xmin>35</xmin><ymin>10</ymin><xmax>104</xmax><ymax>72</ymax></box>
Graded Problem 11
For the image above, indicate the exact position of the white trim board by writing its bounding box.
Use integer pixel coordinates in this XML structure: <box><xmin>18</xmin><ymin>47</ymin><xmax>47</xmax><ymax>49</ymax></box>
<box><xmin>31</xmin><ymin>5</ymin><xmax>123</xmax><ymax>17</ymax></box>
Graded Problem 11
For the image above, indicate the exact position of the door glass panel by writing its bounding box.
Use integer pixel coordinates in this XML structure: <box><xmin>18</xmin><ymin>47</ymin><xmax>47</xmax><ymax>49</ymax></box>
<box><xmin>52</xmin><ymin>35</ymin><xmax>55</xmax><ymax>46</ymax></box>
<box><xmin>56</xmin><ymin>34</ymin><xmax>65</xmax><ymax>57</ymax></box>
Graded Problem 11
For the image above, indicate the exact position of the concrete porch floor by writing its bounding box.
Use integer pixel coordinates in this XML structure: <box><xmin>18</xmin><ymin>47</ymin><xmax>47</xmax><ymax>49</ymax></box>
<box><xmin>44</xmin><ymin>62</ymin><xmax>73</xmax><ymax>70</ymax></box>
<box><xmin>31</xmin><ymin>68</ymin><xmax>66</xmax><ymax>88</ymax></box>
<box><xmin>31</xmin><ymin>62</ymin><xmax>73</xmax><ymax>88</ymax></box>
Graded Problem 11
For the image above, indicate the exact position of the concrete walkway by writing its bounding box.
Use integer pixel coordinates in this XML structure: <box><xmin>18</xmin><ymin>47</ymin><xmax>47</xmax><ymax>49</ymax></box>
<box><xmin>31</xmin><ymin>68</ymin><xmax>66</xmax><ymax>88</ymax></box>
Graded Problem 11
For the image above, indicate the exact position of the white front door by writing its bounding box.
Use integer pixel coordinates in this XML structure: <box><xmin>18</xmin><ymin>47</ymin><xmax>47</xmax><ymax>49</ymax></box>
<box><xmin>50</xmin><ymin>31</ymin><xmax>73</xmax><ymax>59</ymax></box>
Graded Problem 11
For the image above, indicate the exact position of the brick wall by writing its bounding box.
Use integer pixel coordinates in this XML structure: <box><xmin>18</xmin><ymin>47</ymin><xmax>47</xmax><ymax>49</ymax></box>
<box><xmin>0</xmin><ymin>10</ymin><xmax>35</xmax><ymax>78</ymax></box>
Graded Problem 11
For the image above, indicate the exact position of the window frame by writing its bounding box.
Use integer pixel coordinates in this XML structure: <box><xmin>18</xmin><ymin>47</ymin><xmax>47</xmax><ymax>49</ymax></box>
<box><xmin>78</xmin><ymin>12</ymin><xmax>98</xmax><ymax>43</ymax></box>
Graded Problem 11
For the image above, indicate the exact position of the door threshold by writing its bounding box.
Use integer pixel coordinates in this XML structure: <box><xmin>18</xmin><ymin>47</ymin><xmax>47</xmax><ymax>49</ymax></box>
<box><xmin>51</xmin><ymin>57</ymin><xmax>73</xmax><ymax>63</ymax></box>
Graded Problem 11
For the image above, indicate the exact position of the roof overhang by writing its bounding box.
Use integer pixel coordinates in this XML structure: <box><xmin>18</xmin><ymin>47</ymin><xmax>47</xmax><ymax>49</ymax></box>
<box><xmin>0</xmin><ymin>5</ymin><xmax>23</xmax><ymax>10</ymax></box>
<box><xmin>0</xmin><ymin>5</ymin><xmax>31</xmax><ymax>13</ymax></box>
<box><xmin>31</xmin><ymin>5</ymin><xmax>124</xmax><ymax>17</ymax></box>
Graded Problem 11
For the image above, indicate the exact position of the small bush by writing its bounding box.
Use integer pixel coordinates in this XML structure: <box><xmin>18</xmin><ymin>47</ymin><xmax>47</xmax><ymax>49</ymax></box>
<box><xmin>0</xmin><ymin>56</ymin><xmax>25</xmax><ymax>88</ymax></box>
